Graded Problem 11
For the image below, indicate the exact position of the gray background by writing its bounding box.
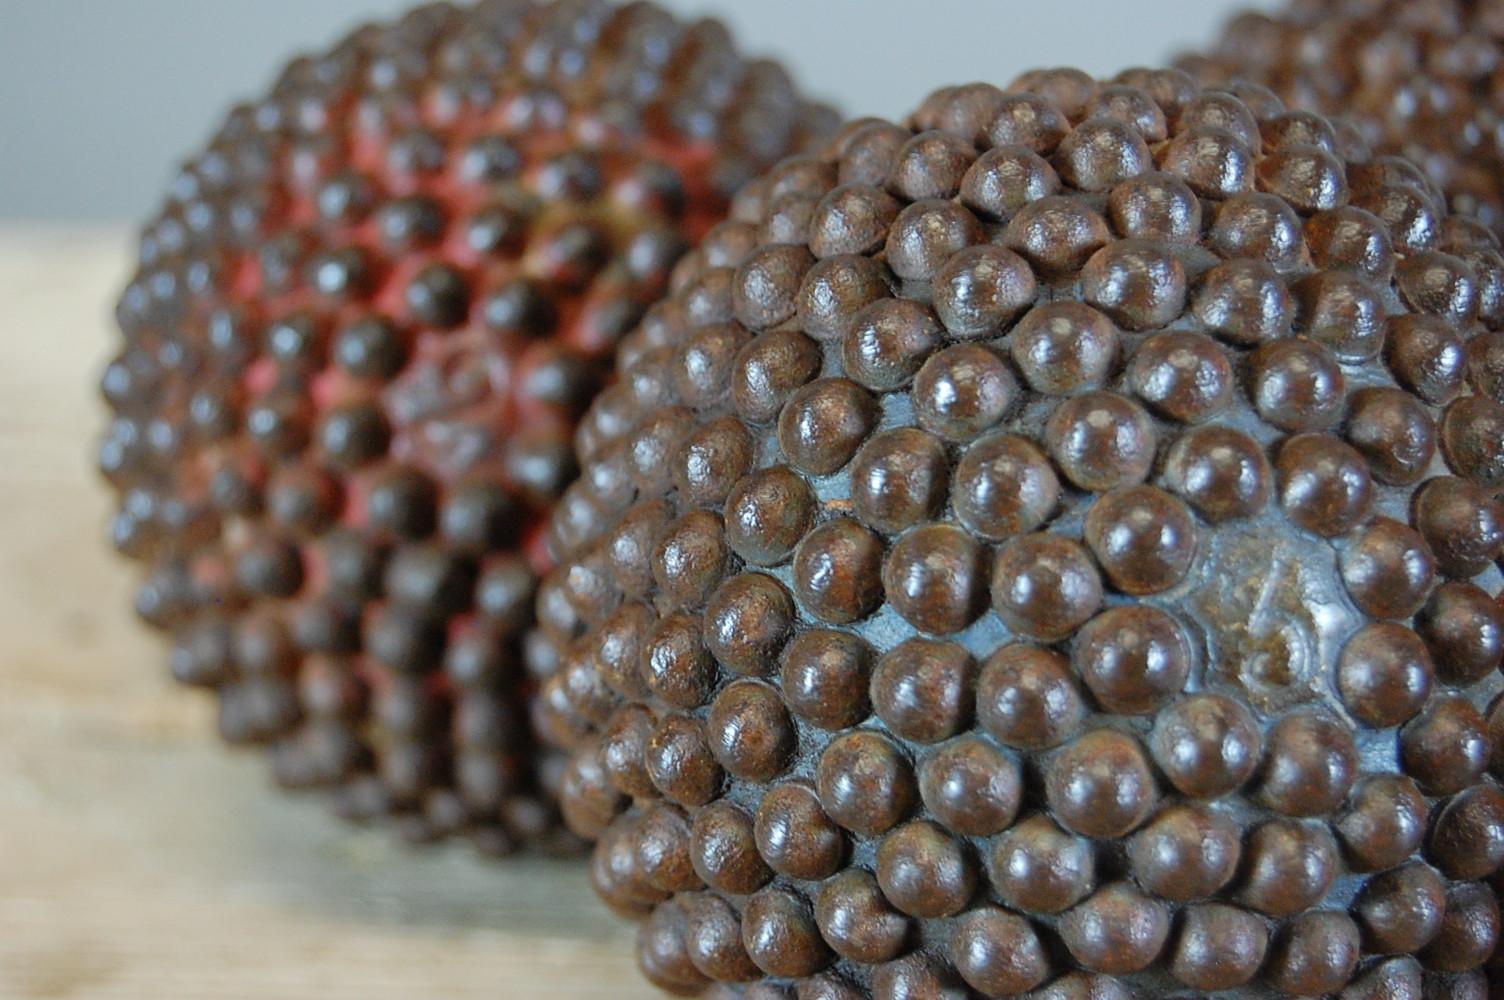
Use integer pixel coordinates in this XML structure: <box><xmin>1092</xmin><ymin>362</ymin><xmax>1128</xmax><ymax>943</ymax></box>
<box><xmin>1</xmin><ymin>0</ymin><xmax>1263</xmax><ymax>222</ymax></box>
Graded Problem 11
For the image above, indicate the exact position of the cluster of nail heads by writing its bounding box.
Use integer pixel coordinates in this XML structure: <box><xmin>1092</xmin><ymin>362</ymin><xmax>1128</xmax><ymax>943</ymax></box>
<box><xmin>1185</xmin><ymin>0</ymin><xmax>1504</xmax><ymax>238</ymax></box>
<box><xmin>99</xmin><ymin>0</ymin><xmax>835</xmax><ymax>853</ymax></box>
<box><xmin>535</xmin><ymin>66</ymin><xmax>1504</xmax><ymax>996</ymax></box>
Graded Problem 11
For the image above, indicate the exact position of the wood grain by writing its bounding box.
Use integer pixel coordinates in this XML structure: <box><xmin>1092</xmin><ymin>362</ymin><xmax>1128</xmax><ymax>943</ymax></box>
<box><xmin>0</xmin><ymin>227</ymin><xmax>657</xmax><ymax>999</ymax></box>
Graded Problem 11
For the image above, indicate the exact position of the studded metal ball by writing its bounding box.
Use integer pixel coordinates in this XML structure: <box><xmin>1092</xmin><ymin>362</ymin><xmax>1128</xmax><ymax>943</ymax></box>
<box><xmin>536</xmin><ymin>65</ymin><xmax>1504</xmax><ymax>997</ymax></box>
<box><xmin>100</xmin><ymin>0</ymin><xmax>835</xmax><ymax>853</ymax></box>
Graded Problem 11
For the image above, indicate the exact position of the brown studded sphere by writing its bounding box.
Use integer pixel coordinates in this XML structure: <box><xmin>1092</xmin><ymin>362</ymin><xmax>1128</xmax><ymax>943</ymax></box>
<box><xmin>99</xmin><ymin>0</ymin><xmax>836</xmax><ymax>853</ymax></box>
<box><xmin>1185</xmin><ymin>0</ymin><xmax>1504</xmax><ymax>243</ymax></box>
<box><xmin>536</xmin><ymin>67</ymin><xmax>1504</xmax><ymax>996</ymax></box>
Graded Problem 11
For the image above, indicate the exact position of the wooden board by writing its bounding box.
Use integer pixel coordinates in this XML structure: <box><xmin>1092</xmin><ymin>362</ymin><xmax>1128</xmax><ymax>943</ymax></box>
<box><xmin>0</xmin><ymin>227</ymin><xmax>658</xmax><ymax>999</ymax></box>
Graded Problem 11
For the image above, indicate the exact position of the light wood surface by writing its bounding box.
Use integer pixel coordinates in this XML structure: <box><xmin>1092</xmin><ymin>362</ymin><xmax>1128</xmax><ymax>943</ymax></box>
<box><xmin>0</xmin><ymin>227</ymin><xmax>656</xmax><ymax>999</ymax></box>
